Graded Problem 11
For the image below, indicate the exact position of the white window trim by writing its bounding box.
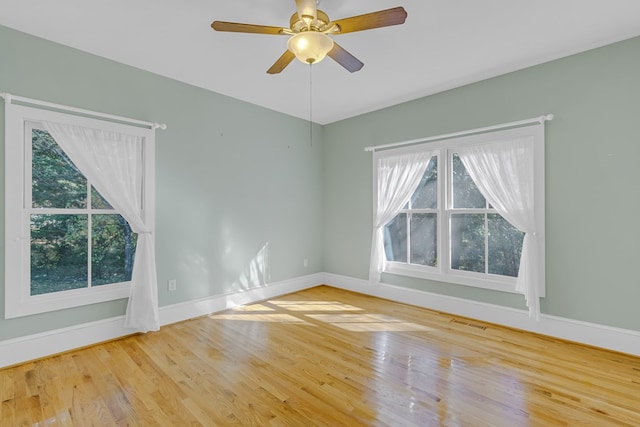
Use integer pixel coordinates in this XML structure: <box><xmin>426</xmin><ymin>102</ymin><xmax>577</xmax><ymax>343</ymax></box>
<box><xmin>5</xmin><ymin>103</ymin><xmax>155</xmax><ymax>318</ymax></box>
<box><xmin>377</xmin><ymin>125</ymin><xmax>545</xmax><ymax>296</ymax></box>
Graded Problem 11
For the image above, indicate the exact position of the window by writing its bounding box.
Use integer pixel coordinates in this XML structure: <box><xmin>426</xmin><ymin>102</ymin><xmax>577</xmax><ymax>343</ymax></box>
<box><xmin>5</xmin><ymin>104</ymin><xmax>154</xmax><ymax>318</ymax></box>
<box><xmin>384</xmin><ymin>157</ymin><xmax>439</xmax><ymax>267</ymax></box>
<box><xmin>377</xmin><ymin>125</ymin><xmax>545</xmax><ymax>294</ymax></box>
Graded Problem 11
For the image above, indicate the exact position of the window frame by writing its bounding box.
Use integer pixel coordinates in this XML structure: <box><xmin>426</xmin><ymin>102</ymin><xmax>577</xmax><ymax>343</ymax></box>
<box><xmin>378</xmin><ymin>125</ymin><xmax>545</xmax><ymax>295</ymax></box>
<box><xmin>5</xmin><ymin>103</ymin><xmax>155</xmax><ymax>318</ymax></box>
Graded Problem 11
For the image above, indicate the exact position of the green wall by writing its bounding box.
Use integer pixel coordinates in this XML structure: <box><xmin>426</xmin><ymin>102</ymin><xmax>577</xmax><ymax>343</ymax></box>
<box><xmin>0</xmin><ymin>25</ymin><xmax>324</xmax><ymax>340</ymax></box>
<box><xmin>2</xmin><ymin>23</ymin><xmax>639</xmax><ymax>342</ymax></box>
<box><xmin>324</xmin><ymin>36</ymin><xmax>640</xmax><ymax>331</ymax></box>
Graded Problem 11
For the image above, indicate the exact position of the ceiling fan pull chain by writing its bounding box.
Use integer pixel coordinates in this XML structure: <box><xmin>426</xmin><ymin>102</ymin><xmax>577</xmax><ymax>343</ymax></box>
<box><xmin>309</xmin><ymin>63</ymin><xmax>313</xmax><ymax>147</ymax></box>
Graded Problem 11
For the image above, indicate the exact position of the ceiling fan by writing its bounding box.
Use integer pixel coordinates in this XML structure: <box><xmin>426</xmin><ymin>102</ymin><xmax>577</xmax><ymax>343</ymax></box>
<box><xmin>211</xmin><ymin>0</ymin><xmax>407</xmax><ymax>74</ymax></box>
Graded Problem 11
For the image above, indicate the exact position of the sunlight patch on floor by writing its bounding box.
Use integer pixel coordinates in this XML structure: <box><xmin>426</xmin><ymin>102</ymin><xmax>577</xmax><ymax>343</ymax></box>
<box><xmin>232</xmin><ymin>304</ymin><xmax>275</xmax><ymax>312</ymax></box>
<box><xmin>267</xmin><ymin>300</ymin><xmax>364</xmax><ymax>311</ymax></box>
<box><xmin>210</xmin><ymin>299</ymin><xmax>432</xmax><ymax>332</ymax></box>
<box><xmin>307</xmin><ymin>313</ymin><xmax>434</xmax><ymax>332</ymax></box>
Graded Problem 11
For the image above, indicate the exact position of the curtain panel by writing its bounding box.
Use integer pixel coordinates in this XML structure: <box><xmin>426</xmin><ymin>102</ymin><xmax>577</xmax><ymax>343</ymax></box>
<box><xmin>43</xmin><ymin>121</ymin><xmax>159</xmax><ymax>332</ymax></box>
<box><xmin>457</xmin><ymin>136</ymin><xmax>542</xmax><ymax>319</ymax></box>
<box><xmin>369</xmin><ymin>150</ymin><xmax>433</xmax><ymax>284</ymax></box>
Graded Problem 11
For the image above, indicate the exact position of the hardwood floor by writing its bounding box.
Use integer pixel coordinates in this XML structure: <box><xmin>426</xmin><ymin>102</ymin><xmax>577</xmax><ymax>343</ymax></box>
<box><xmin>2</xmin><ymin>285</ymin><xmax>639</xmax><ymax>426</ymax></box>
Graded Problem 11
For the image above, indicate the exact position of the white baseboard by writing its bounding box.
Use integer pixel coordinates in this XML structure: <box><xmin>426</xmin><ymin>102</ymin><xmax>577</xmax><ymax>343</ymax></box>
<box><xmin>323</xmin><ymin>273</ymin><xmax>640</xmax><ymax>357</ymax></box>
<box><xmin>0</xmin><ymin>273</ymin><xmax>322</xmax><ymax>368</ymax></box>
<box><xmin>2</xmin><ymin>271</ymin><xmax>638</xmax><ymax>368</ymax></box>
<box><xmin>0</xmin><ymin>315</ymin><xmax>128</xmax><ymax>369</ymax></box>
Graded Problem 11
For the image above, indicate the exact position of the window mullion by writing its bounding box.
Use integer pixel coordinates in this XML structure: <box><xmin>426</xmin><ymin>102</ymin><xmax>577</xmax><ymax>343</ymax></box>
<box><xmin>24</xmin><ymin>123</ymin><xmax>34</xmax><ymax>298</ymax></box>
<box><xmin>437</xmin><ymin>149</ymin><xmax>441</xmax><ymax>270</ymax></box>
<box><xmin>484</xmin><ymin>198</ymin><xmax>489</xmax><ymax>275</ymax></box>
<box><xmin>443</xmin><ymin>149</ymin><xmax>452</xmax><ymax>274</ymax></box>
<box><xmin>485</xmin><ymin>213</ymin><xmax>489</xmax><ymax>274</ymax></box>
<box><xmin>24</xmin><ymin>123</ymin><xmax>34</xmax><ymax>210</ymax></box>
<box><xmin>406</xmin><ymin>211</ymin><xmax>411</xmax><ymax>264</ymax></box>
<box><xmin>87</xmin><ymin>181</ymin><xmax>92</xmax><ymax>288</ymax></box>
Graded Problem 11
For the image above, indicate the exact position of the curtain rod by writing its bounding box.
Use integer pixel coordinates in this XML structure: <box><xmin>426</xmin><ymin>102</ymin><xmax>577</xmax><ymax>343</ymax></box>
<box><xmin>364</xmin><ymin>114</ymin><xmax>553</xmax><ymax>152</ymax></box>
<box><xmin>0</xmin><ymin>92</ymin><xmax>167</xmax><ymax>130</ymax></box>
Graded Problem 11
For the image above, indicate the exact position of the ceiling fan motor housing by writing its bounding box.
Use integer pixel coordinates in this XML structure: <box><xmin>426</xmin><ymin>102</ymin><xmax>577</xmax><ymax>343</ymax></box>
<box><xmin>289</xmin><ymin>10</ymin><xmax>331</xmax><ymax>33</ymax></box>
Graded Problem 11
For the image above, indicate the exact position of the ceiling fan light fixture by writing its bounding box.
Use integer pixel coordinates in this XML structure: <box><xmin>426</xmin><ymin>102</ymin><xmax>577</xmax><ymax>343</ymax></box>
<box><xmin>287</xmin><ymin>32</ymin><xmax>334</xmax><ymax>64</ymax></box>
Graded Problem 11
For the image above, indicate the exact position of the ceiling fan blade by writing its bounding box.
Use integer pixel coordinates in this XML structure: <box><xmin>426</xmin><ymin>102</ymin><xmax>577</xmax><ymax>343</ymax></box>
<box><xmin>329</xmin><ymin>7</ymin><xmax>407</xmax><ymax>35</ymax></box>
<box><xmin>327</xmin><ymin>43</ymin><xmax>364</xmax><ymax>73</ymax></box>
<box><xmin>267</xmin><ymin>50</ymin><xmax>296</xmax><ymax>74</ymax></box>
<box><xmin>211</xmin><ymin>21</ymin><xmax>285</xmax><ymax>35</ymax></box>
<box><xmin>295</xmin><ymin>0</ymin><xmax>317</xmax><ymax>21</ymax></box>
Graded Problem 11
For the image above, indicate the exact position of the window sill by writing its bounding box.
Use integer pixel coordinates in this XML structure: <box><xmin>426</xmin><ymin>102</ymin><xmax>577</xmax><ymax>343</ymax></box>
<box><xmin>5</xmin><ymin>282</ymin><xmax>131</xmax><ymax>319</ymax></box>
<box><xmin>384</xmin><ymin>263</ymin><xmax>521</xmax><ymax>294</ymax></box>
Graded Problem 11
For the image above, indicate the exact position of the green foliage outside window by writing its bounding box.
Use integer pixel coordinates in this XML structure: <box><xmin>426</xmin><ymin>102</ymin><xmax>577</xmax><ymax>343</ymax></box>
<box><xmin>30</xmin><ymin>129</ymin><xmax>136</xmax><ymax>295</ymax></box>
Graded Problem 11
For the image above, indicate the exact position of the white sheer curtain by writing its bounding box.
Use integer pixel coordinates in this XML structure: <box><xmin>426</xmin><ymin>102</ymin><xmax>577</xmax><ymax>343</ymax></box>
<box><xmin>369</xmin><ymin>150</ymin><xmax>433</xmax><ymax>283</ymax></box>
<box><xmin>457</xmin><ymin>135</ymin><xmax>542</xmax><ymax>319</ymax></box>
<box><xmin>43</xmin><ymin>121</ymin><xmax>159</xmax><ymax>332</ymax></box>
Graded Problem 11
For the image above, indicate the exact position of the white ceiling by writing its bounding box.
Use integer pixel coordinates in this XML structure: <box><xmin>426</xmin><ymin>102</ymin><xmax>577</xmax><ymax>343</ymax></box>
<box><xmin>1</xmin><ymin>1</ymin><xmax>639</xmax><ymax>124</ymax></box>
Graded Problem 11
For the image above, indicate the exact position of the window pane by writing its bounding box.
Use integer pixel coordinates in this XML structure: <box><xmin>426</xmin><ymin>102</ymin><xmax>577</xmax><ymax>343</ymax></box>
<box><xmin>30</xmin><ymin>214</ymin><xmax>88</xmax><ymax>295</ymax></box>
<box><xmin>92</xmin><ymin>215</ymin><xmax>138</xmax><ymax>286</ymax></box>
<box><xmin>488</xmin><ymin>214</ymin><xmax>524</xmax><ymax>277</ymax></box>
<box><xmin>32</xmin><ymin>128</ymin><xmax>87</xmax><ymax>209</ymax></box>
<box><xmin>450</xmin><ymin>214</ymin><xmax>485</xmax><ymax>273</ymax></box>
<box><xmin>452</xmin><ymin>153</ymin><xmax>486</xmax><ymax>209</ymax></box>
<box><xmin>411</xmin><ymin>157</ymin><xmax>438</xmax><ymax>209</ymax></box>
<box><xmin>91</xmin><ymin>186</ymin><xmax>113</xmax><ymax>209</ymax></box>
<box><xmin>384</xmin><ymin>213</ymin><xmax>407</xmax><ymax>262</ymax></box>
<box><xmin>410</xmin><ymin>213</ymin><xmax>437</xmax><ymax>266</ymax></box>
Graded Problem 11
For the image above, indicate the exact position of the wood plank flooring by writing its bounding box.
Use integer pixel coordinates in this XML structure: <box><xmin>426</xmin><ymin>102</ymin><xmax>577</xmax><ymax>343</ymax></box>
<box><xmin>2</xmin><ymin>285</ymin><xmax>640</xmax><ymax>426</ymax></box>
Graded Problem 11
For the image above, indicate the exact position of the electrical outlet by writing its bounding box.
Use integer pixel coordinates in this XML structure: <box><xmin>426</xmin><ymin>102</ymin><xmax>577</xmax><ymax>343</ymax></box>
<box><xmin>303</xmin><ymin>258</ymin><xmax>309</xmax><ymax>267</ymax></box>
<box><xmin>168</xmin><ymin>279</ymin><xmax>177</xmax><ymax>291</ymax></box>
